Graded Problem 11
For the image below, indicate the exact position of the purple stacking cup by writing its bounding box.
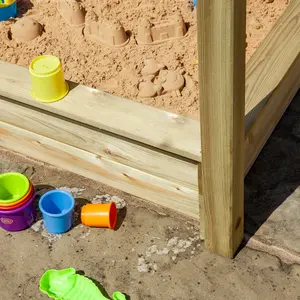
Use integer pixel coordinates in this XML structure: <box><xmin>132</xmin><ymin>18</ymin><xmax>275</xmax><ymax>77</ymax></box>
<box><xmin>0</xmin><ymin>192</ymin><xmax>36</xmax><ymax>232</ymax></box>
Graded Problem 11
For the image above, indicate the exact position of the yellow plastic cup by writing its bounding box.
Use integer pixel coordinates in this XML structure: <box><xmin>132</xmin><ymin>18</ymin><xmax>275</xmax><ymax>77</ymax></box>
<box><xmin>0</xmin><ymin>0</ymin><xmax>16</xmax><ymax>8</ymax></box>
<box><xmin>29</xmin><ymin>55</ymin><xmax>69</xmax><ymax>103</ymax></box>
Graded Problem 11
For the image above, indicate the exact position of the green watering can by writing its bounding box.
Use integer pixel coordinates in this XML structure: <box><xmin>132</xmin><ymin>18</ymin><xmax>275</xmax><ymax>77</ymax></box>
<box><xmin>40</xmin><ymin>268</ymin><xmax>126</xmax><ymax>300</ymax></box>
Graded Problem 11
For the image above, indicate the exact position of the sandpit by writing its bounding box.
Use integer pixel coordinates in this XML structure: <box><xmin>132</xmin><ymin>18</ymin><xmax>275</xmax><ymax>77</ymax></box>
<box><xmin>0</xmin><ymin>0</ymin><xmax>290</xmax><ymax>119</ymax></box>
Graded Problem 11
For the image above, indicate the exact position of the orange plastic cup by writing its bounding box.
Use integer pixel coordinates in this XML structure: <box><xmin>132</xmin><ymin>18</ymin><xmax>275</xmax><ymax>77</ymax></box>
<box><xmin>81</xmin><ymin>202</ymin><xmax>117</xmax><ymax>229</ymax></box>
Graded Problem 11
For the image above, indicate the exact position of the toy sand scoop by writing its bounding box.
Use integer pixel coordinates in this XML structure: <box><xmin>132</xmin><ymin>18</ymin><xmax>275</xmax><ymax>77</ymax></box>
<box><xmin>40</xmin><ymin>268</ymin><xmax>126</xmax><ymax>300</ymax></box>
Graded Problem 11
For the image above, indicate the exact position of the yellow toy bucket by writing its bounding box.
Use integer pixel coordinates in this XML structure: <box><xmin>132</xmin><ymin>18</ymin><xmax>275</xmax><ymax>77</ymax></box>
<box><xmin>29</xmin><ymin>56</ymin><xmax>69</xmax><ymax>103</ymax></box>
<box><xmin>0</xmin><ymin>0</ymin><xmax>16</xmax><ymax>8</ymax></box>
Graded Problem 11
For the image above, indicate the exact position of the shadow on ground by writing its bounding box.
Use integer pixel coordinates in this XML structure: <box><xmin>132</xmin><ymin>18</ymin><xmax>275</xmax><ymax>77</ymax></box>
<box><xmin>77</xmin><ymin>270</ymin><xmax>131</xmax><ymax>300</ymax></box>
<box><xmin>34</xmin><ymin>184</ymin><xmax>56</xmax><ymax>223</ymax></box>
<box><xmin>115</xmin><ymin>207</ymin><xmax>127</xmax><ymax>231</ymax></box>
<box><xmin>17</xmin><ymin>0</ymin><xmax>33</xmax><ymax>17</ymax></box>
<box><xmin>244</xmin><ymin>90</ymin><xmax>300</xmax><ymax>239</ymax></box>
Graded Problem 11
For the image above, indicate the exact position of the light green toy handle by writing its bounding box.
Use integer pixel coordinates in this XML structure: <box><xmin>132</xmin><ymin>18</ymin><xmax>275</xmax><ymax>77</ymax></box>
<box><xmin>112</xmin><ymin>292</ymin><xmax>127</xmax><ymax>300</ymax></box>
<box><xmin>40</xmin><ymin>268</ymin><xmax>126</xmax><ymax>300</ymax></box>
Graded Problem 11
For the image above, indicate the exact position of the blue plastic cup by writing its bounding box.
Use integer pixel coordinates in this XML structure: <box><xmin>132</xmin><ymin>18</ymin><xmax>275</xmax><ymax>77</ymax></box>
<box><xmin>0</xmin><ymin>1</ymin><xmax>17</xmax><ymax>22</ymax></box>
<box><xmin>39</xmin><ymin>190</ymin><xmax>75</xmax><ymax>234</ymax></box>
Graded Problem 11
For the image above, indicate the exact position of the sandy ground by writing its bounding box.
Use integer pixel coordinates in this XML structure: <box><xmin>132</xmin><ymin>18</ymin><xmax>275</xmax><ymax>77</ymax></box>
<box><xmin>0</xmin><ymin>92</ymin><xmax>300</xmax><ymax>299</ymax></box>
<box><xmin>1</xmin><ymin>153</ymin><xmax>300</xmax><ymax>300</ymax></box>
<box><xmin>0</xmin><ymin>0</ymin><xmax>290</xmax><ymax>119</ymax></box>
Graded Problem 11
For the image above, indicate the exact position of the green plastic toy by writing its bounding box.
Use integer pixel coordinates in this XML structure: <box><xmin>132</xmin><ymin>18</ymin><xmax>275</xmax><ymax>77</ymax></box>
<box><xmin>40</xmin><ymin>268</ymin><xmax>126</xmax><ymax>300</ymax></box>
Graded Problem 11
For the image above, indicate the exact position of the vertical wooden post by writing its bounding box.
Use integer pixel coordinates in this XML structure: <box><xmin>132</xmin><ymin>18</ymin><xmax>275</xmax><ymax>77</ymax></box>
<box><xmin>197</xmin><ymin>0</ymin><xmax>246</xmax><ymax>257</ymax></box>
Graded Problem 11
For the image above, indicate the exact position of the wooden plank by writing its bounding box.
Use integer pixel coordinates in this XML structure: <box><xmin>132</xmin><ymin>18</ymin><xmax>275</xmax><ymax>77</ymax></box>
<box><xmin>245</xmin><ymin>54</ymin><xmax>300</xmax><ymax>174</ymax></box>
<box><xmin>0</xmin><ymin>61</ymin><xmax>201</xmax><ymax>161</ymax></box>
<box><xmin>197</xmin><ymin>0</ymin><xmax>246</xmax><ymax>257</ymax></box>
<box><xmin>0</xmin><ymin>122</ymin><xmax>200</xmax><ymax>219</ymax></box>
<box><xmin>245</xmin><ymin>0</ymin><xmax>300</xmax><ymax>131</ymax></box>
<box><xmin>0</xmin><ymin>97</ymin><xmax>198</xmax><ymax>190</ymax></box>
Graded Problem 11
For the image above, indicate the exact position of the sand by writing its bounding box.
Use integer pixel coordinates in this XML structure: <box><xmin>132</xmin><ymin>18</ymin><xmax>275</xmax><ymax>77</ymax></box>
<box><xmin>0</xmin><ymin>0</ymin><xmax>290</xmax><ymax>119</ymax></box>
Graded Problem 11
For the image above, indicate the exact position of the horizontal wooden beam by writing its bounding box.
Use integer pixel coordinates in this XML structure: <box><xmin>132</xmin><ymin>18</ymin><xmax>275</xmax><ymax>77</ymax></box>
<box><xmin>0</xmin><ymin>61</ymin><xmax>201</xmax><ymax>161</ymax></box>
<box><xmin>0</xmin><ymin>121</ymin><xmax>200</xmax><ymax>219</ymax></box>
<box><xmin>0</xmin><ymin>97</ymin><xmax>198</xmax><ymax>190</ymax></box>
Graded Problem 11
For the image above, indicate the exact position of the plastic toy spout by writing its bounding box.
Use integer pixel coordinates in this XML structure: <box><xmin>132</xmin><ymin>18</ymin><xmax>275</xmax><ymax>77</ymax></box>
<box><xmin>40</xmin><ymin>268</ymin><xmax>126</xmax><ymax>300</ymax></box>
<box><xmin>112</xmin><ymin>292</ymin><xmax>127</xmax><ymax>300</ymax></box>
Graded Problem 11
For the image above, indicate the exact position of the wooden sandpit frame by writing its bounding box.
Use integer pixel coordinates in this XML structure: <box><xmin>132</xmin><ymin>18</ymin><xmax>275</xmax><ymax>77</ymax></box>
<box><xmin>1</xmin><ymin>0</ymin><xmax>300</xmax><ymax>258</ymax></box>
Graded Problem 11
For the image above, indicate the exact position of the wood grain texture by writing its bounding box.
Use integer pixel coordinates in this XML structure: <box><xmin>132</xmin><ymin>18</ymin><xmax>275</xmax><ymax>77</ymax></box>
<box><xmin>245</xmin><ymin>54</ymin><xmax>300</xmax><ymax>174</ymax></box>
<box><xmin>197</xmin><ymin>0</ymin><xmax>246</xmax><ymax>257</ymax></box>
<box><xmin>0</xmin><ymin>61</ymin><xmax>201</xmax><ymax>161</ymax></box>
<box><xmin>0</xmin><ymin>97</ymin><xmax>198</xmax><ymax>190</ymax></box>
<box><xmin>0</xmin><ymin>122</ymin><xmax>200</xmax><ymax>219</ymax></box>
<box><xmin>245</xmin><ymin>0</ymin><xmax>300</xmax><ymax>131</ymax></box>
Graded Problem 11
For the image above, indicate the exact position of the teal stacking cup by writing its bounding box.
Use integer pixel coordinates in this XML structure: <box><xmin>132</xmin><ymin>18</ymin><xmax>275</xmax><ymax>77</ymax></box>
<box><xmin>39</xmin><ymin>190</ymin><xmax>74</xmax><ymax>234</ymax></box>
